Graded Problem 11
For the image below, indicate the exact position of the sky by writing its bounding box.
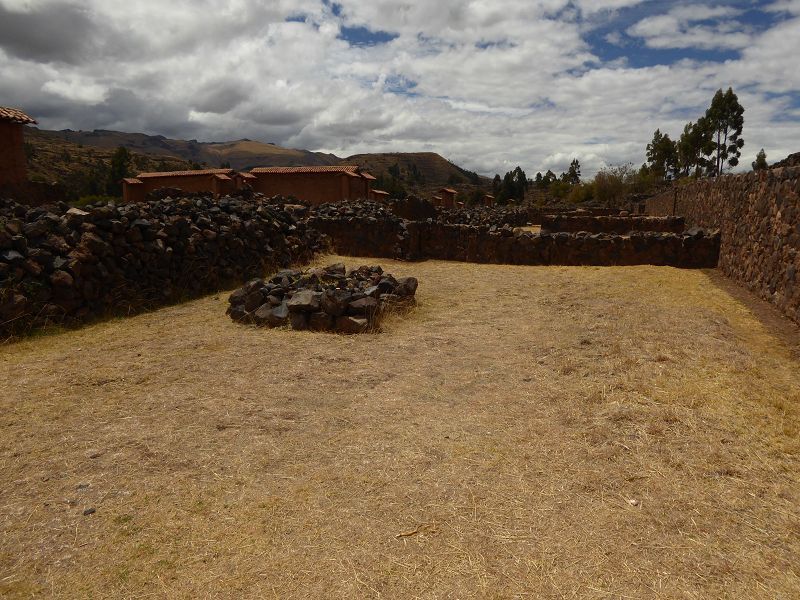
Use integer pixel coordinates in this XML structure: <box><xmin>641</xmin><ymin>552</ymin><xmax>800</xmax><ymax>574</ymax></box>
<box><xmin>1</xmin><ymin>0</ymin><xmax>799</xmax><ymax>177</ymax></box>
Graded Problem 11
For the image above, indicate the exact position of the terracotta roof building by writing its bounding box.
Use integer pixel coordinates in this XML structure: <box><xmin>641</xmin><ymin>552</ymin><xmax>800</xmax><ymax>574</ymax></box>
<box><xmin>248</xmin><ymin>165</ymin><xmax>374</xmax><ymax>205</ymax></box>
<box><xmin>122</xmin><ymin>168</ymin><xmax>238</xmax><ymax>203</ymax></box>
<box><xmin>0</xmin><ymin>106</ymin><xmax>37</xmax><ymax>185</ymax></box>
<box><xmin>437</xmin><ymin>187</ymin><xmax>458</xmax><ymax>208</ymax></box>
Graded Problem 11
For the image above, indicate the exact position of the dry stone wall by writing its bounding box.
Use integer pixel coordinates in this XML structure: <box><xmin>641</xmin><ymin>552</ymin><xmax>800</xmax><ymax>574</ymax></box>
<box><xmin>645</xmin><ymin>167</ymin><xmax>800</xmax><ymax>324</ymax></box>
<box><xmin>310</xmin><ymin>201</ymin><xmax>720</xmax><ymax>267</ymax></box>
<box><xmin>0</xmin><ymin>194</ymin><xmax>324</xmax><ymax>338</ymax></box>
<box><xmin>541</xmin><ymin>215</ymin><xmax>685</xmax><ymax>234</ymax></box>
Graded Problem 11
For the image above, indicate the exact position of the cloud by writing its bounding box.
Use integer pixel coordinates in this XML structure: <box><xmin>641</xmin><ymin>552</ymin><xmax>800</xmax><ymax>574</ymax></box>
<box><xmin>0</xmin><ymin>2</ymin><xmax>98</xmax><ymax>64</ymax></box>
<box><xmin>626</xmin><ymin>4</ymin><xmax>751</xmax><ymax>50</ymax></box>
<box><xmin>0</xmin><ymin>0</ymin><xmax>798</xmax><ymax>177</ymax></box>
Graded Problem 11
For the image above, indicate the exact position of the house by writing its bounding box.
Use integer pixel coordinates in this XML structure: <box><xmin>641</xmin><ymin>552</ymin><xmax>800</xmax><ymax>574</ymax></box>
<box><xmin>370</xmin><ymin>189</ymin><xmax>390</xmax><ymax>202</ymax></box>
<box><xmin>122</xmin><ymin>168</ymin><xmax>237</xmax><ymax>203</ymax></box>
<box><xmin>439</xmin><ymin>187</ymin><xmax>458</xmax><ymax>208</ymax></box>
<box><xmin>483</xmin><ymin>194</ymin><xmax>495</xmax><ymax>207</ymax></box>
<box><xmin>0</xmin><ymin>106</ymin><xmax>37</xmax><ymax>186</ymax></box>
<box><xmin>247</xmin><ymin>165</ymin><xmax>375</xmax><ymax>205</ymax></box>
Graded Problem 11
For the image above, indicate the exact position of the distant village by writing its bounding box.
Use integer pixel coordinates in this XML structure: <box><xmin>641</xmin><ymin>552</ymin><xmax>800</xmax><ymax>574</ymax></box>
<box><xmin>1</xmin><ymin>106</ymin><xmax>494</xmax><ymax>209</ymax></box>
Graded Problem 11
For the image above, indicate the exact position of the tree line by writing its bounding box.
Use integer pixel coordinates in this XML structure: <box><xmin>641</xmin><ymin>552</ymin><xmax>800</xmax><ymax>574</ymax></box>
<box><xmin>643</xmin><ymin>87</ymin><xmax>755</xmax><ymax>179</ymax></box>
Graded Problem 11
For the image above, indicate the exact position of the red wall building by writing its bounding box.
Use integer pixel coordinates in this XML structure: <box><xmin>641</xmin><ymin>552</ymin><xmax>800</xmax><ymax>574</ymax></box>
<box><xmin>122</xmin><ymin>169</ymin><xmax>238</xmax><ymax>203</ymax></box>
<box><xmin>0</xmin><ymin>107</ymin><xmax>36</xmax><ymax>186</ymax></box>
<box><xmin>439</xmin><ymin>188</ymin><xmax>458</xmax><ymax>208</ymax></box>
<box><xmin>248</xmin><ymin>166</ymin><xmax>375</xmax><ymax>205</ymax></box>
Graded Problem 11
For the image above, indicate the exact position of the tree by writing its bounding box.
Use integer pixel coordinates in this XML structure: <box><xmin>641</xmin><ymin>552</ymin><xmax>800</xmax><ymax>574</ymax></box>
<box><xmin>495</xmin><ymin>166</ymin><xmax>527</xmax><ymax>204</ymax></box>
<box><xmin>752</xmin><ymin>148</ymin><xmax>768</xmax><ymax>171</ymax></box>
<box><xmin>677</xmin><ymin>119</ymin><xmax>713</xmax><ymax>177</ymax></box>
<box><xmin>704</xmin><ymin>87</ymin><xmax>745</xmax><ymax>175</ymax></box>
<box><xmin>106</xmin><ymin>146</ymin><xmax>132</xmax><ymax>196</ymax></box>
<box><xmin>645</xmin><ymin>129</ymin><xmax>678</xmax><ymax>179</ymax></box>
<box><xmin>492</xmin><ymin>174</ymin><xmax>501</xmax><ymax>195</ymax></box>
<box><xmin>560</xmin><ymin>159</ymin><xmax>581</xmax><ymax>185</ymax></box>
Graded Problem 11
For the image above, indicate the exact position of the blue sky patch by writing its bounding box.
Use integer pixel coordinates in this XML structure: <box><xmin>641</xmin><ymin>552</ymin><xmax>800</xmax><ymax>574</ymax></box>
<box><xmin>339</xmin><ymin>25</ymin><xmax>398</xmax><ymax>46</ymax></box>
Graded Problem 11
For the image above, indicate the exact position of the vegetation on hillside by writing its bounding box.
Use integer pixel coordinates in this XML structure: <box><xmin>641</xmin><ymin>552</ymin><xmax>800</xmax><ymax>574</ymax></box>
<box><xmin>23</xmin><ymin>128</ymin><xmax>192</xmax><ymax>202</ymax></box>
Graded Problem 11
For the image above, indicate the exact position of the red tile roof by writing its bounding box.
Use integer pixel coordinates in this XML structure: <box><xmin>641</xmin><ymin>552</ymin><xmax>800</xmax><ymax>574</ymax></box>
<box><xmin>360</xmin><ymin>172</ymin><xmax>377</xmax><ymax>180</ymax></box>
<box><xmin>441</xmin><ymin>188</ymin><xmax>458</xmax><ymax>194</ymax></box>
<box><xmin>372</xmin><ymin>189</ymin><xmax>390</xmax><ymax>196</ymax></box>
<box><xmin>250</xmin><ymin>165</ymin><xmax>361</xmax><ymax>174</ymax></box>
<box><xmin>213</xmin><ymin>174</ymin><xmax>232</xmax><ymax>180</ymax></box>
<box><xmin>122</xmin><ymin>178</ymin><xmax>143</xmax><ymax>185</ymax></box>
<box><xmin>238</xmin><ymin>172</ymin><xmax>257</xmax><ymax>179</ymax></box>
<box><xmin>136</xmin><ymin>169</ymin><xmax>235</xmax><ymax>178</ymax></box>
<box><xmin>0</xmin><ymin>107</ymin><xmax>36</xmax><ymax>124</ymax></box>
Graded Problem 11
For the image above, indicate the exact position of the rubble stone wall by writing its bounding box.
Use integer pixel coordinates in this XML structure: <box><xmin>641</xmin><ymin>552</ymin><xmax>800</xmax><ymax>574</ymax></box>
<box><xmin>0</xmin><ymin>194</ymin><xmax>323</xmax><ymax>338</ymax></box>
<box><xmin>312</xmin><ymin>209</ymin><xmax>719</xmax><ymax>268</ymax></box>
<box><xmin>645</xmin><ymin>167</ymin><xmax>800</xmax><ymax>324</ymax></box>
<box><xmin>541</xmin><ymin>215</ymin><xmax>685</xmax><ymax>234</ymax></box>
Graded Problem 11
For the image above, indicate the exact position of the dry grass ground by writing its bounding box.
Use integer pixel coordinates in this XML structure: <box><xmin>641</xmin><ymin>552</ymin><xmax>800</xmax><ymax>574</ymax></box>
<box><xmin>1</xmin><ymin>256</ymin><xmax>799</xmax><ymax>599</ymax></box>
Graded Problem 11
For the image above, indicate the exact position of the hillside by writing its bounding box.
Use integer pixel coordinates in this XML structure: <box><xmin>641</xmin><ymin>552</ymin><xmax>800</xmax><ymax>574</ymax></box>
<box><xmin>343</xmin><ymin>152</ymin><xmax>491</xmax><ymax>198</ymax></box>
<box><xmin>23</xmin><ymin>128</ymin><xmax>193</xmax><ymax>199</ymax></box>
<box><xmin>46</xmin><ymin>129</ymin><xmax>341</xmax><ymax>171</ymax></box>
<box><xmin>26</xmin><ymin>128</ymin><xmax>493</xmax><ymax>201</ymax></box>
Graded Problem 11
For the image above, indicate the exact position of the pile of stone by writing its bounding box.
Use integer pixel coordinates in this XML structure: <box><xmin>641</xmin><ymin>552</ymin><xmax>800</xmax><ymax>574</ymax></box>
<box><xmin>0</xmin><ymin>193</ymin><xmax>325</xmax><ymax>338</ymax></box>
<box><xmin>227</xmin><ymin>263</ymin><xmax>418</xmax><ymax>333</ymax></box>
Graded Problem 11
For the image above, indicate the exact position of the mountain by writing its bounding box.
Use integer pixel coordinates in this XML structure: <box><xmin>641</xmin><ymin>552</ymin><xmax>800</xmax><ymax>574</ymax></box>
<box><xmin>23</xmin><ymin>128</ymin><xmax>193</xmax><ymax>198</ymax></box>
<box><xmin>25</xmin><ymin>127</ymin><xmax>492</xmax><ymax>201</ymax></box>
<box><xmin>44</xmin><ymin>129</ymin><xmax>341</xmax><ymax>171</ymax></box>
<box><xmin>343</xmin><ymin>152</ymin><xmax>491</xmax><ymax>198</ymax></box>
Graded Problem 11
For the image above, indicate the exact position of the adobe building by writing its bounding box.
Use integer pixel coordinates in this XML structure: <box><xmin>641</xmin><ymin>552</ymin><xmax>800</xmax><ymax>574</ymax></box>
<box><xmin>0</xmin><ymin>106</ymin><xmax>37</xmax><ymax>186</ymax></box>
<box><xmin>247</xmin><ymin>166</ymin><xmax>375</xmax><ymax>205</ymax></box>
<box><xmin>483</xmin><ymin>194</ymin><xmax>495</xmax><ymax>207</ymax></box>
<box><xmin>370</xmin><ymin>189</ymin><xmax>390</xmax><ymax>202</ymax></box>
<box><xmin>439</xmin><ymin>187</ymin><xmax>457</xmax><ymax>209</ymax></box>
<box><xmin>122</xmin><ymin>168</ymin><xmax>237</xmax><ymax>203</ymax></box>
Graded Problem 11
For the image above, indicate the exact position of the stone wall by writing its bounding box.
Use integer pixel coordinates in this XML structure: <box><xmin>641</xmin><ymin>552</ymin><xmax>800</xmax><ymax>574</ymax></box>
<box><xmin>541</xmin><ymin>215</ymin><xmax>685</xmax><ymax>234</ymax></box>
<box><xmin>645</xmin><ymin>167</ymin><xmax>800</xmax><ymax>324</ymax></box>
<box><xmin>0</xmin><ymin>194</ymin><xmax>324</xmax><ymax>338</ymax></box>
<box><xmin>310</xmin><ymin>202</ymin><xmax>719</xmax><ymax>268</ymax></box>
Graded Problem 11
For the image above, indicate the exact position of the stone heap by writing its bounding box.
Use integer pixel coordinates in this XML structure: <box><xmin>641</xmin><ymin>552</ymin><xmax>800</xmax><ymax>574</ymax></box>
<box><xmin>0</xmin><ymin>193</ymin><xmax>325</xmax><ymax>338</ymax></box>
<box><xmin>226</xmin><ymin>263</ymin><xmax>418</xmax><ymax>333</ymax></box>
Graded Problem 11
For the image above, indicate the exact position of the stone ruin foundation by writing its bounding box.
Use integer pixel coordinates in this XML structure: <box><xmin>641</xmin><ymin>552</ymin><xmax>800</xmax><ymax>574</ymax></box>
<box><xmin>227</xmin><ymin>263</ymin><xmax>418</xmax><ymax>334</ymax></box>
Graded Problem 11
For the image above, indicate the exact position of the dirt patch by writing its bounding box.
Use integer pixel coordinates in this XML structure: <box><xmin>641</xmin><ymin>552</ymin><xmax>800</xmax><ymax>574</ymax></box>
<box><xmin>2</xmin><ymin>257</ymin><xmax>799</xmax><ymax>598</ymax></box>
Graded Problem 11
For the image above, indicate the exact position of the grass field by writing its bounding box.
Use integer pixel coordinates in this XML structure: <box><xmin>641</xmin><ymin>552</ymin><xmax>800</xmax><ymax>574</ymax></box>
<box><xmin>2</xmin><ymin>256</ymin><xmax>799</xmax><ymax>598</ymax></box>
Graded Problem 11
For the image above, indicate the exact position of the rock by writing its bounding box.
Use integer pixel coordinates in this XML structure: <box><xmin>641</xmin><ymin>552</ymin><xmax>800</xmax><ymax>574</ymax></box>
<box><xmin>287</xmin><ymin>289</ymin><xmax>320</xmax><ymax>312</ymax></box>
<box><xmin>50</xmin><ymin>270</ymin><xmax>74</xmax><ymax>288</ymax></box>
<box><xmin>228</xmin><ymin>288</ymin><xmax>247</xmax><ymax>306</ymax></box>
<box><xmin>267</xmin><ymin>302</ymin><xmax>290</xmax><ymax>327</ymax></box>
<box><xmin>396</xmin><ymin>277</ymin><xmax>418</xmax><ymax>296</ymax></box>
<box><xmin>289</xmin><ymin>311</ymin><xmax>309</xmax><ymax>330</ymax></box>
<box><xmin>252</xmin><ymin>303</ymin><xmax>273</xmax><ymax>326</ymax></box>
<box><xmin>1</xmin><ymin>248</ymin><xmax>25</xmax><ymax>264</ymax></box>
<box><xmin>321</xmin><ymin>289</ymin><xmax>352</xmax><ymax>316</ymax></box>
<box><xmin>336</xmin><ymin>316</ymin><xmax>369</xmax><ymax>334</ymax></box>
<box><xmin>324</xmin><ymin>262</ymin><xmax>346</xmax><ymax>276</ymax></box>
<box><xmin>309</xmin><ymin>311</ymin><xmax>334</xmax><ymax>331</ymax></box>
<box><xmin>349</xmin><ymin>296</ymin><xmax>379</xmax><ymax>316</ymax></box>
<box><xmin>83</xmin><ymin>507</ymin><xmax>96</xmax><ymax>516</ymax></box>
<box><xmin>244</xmin><ymin>290</ymin><xmax>265</xmax><ymax>312</ymax></box>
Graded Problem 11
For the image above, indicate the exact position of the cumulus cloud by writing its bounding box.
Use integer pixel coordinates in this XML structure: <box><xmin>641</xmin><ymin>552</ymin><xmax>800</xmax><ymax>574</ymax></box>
<box><xmin>0</xmin><ymin>0</ymin><xmax>797</xmax><ymax>177</ymax></box>
<box><xmin>626</xmin><ymin>4</ymin><xmax>751</xmax><ymax>50</ymax></box>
